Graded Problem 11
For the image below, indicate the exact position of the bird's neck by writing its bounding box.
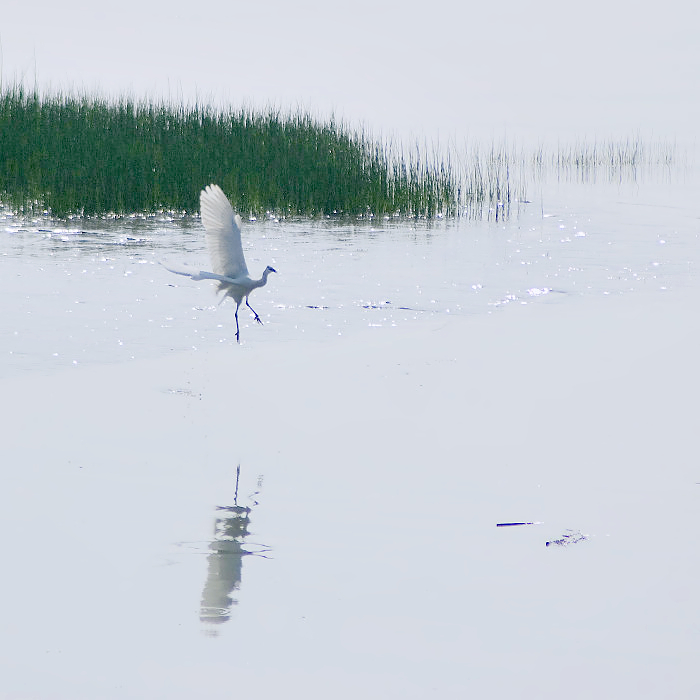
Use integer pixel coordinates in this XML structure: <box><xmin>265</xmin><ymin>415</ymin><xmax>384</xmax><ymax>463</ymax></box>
<box><xmin>255</xmin><ymin>269</ymin><xmax>271</xmax><ymax>288</ymax></box>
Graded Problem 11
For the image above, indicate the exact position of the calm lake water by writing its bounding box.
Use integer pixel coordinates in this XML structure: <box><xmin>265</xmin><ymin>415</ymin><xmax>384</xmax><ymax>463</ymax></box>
<box><xmin>2</xmin><ymin>166</ymin><xmax>699</xmax><ymax>378</ymax></box>
<box><xmin>1</xmin><ymin>164</ymin><xmax>699</xmax><ymax>699</ymax></box>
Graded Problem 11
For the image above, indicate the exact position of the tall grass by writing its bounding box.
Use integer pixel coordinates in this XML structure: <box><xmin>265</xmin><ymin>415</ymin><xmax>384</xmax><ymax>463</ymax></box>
<box><xmin>532</xmin><ymin>138</ymin><xmax>677</xmax><ymax>183</ymax></box>
<box><xmin>0</xmin><ymin>85</ymin><xmax>679</xmax><ymax>221</ymax></box>
<box><xmin>0</xmin><ymin>86</ymin><xmax>455</xmax><ymax>218</ymax></box>
<box><xmin>452</xmin><ymin>138</ymin><xmax>678</xmax><ymax>219</ymax></box>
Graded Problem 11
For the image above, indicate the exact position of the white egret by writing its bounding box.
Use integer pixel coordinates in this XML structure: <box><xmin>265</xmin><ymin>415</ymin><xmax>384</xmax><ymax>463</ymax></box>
<box><xmin>162</xmin><ymin>184</ymin><xmax>277</xmax><ymax>343</ymax></box>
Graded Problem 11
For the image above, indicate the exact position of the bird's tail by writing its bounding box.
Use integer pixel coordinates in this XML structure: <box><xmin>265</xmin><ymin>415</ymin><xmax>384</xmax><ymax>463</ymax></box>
<box><xmin>216</xmin><ymin>282</ymin><xmax>229</xmax><ymax>304</ymax></box>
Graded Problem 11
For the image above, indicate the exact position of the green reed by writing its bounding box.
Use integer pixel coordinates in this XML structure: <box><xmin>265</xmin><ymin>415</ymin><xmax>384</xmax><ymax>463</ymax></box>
<box><xmin>0</xmin><ymin>86</ymin><xmax>457</xmax><ymax>218</ymax></box>
<box><xmin>533</xmin><ymin>138</ymin><xmax>677</xmax><ymax>183</ymax></box>
<box><xmin>0</xmin><ymin>86</ymin><xmax>679</xmax><ymax>221</ymax></box>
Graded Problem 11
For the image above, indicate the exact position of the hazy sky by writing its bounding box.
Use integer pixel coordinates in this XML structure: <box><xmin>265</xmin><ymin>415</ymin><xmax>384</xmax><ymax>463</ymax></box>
<box><xmin>2</xmin><ymin>0</ymin><xmax>698</xmax><ymax>145</ymax></box>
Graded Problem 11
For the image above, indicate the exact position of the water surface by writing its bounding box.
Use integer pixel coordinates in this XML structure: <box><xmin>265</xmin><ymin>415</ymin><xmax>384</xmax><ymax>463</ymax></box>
<box><xmin>1</xmin><ymin>171</ymin><xmax>699</xmax><ymax>699</ymax></box>
<box><xmin>2</xmin><ymin>171</ymin><xmax>698</xmax><ymax>377</ymax></box>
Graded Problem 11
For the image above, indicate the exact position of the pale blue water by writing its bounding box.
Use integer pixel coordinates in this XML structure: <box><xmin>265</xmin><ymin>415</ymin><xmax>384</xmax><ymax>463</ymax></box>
<box><xmin>2</xmin><ymin>170</ymin><xmax>698</xmax><ymax>379</ymax></box>
<box><xmin>2</xmin><ymin>168</ymin><xmax>700</xmax><ymax>700</ymax></box>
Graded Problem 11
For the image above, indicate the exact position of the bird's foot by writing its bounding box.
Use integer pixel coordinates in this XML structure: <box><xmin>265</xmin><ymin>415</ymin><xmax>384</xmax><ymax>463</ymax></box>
<box><xmin>254</xmin><ymin>314</ymin><xmax>263</xmax><ymax>326</ymax></box>
<box><xmin>236</xmin><ymin>330</ymin><xmax>241</xmax><ymax>344</ymax></box>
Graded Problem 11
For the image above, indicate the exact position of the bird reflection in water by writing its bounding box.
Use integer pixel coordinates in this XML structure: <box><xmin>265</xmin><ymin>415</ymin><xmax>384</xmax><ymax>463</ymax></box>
<box><xmin>200</xmin><ymin>466</ymin><xmax>268</xmax><ymax>634</ymax></box>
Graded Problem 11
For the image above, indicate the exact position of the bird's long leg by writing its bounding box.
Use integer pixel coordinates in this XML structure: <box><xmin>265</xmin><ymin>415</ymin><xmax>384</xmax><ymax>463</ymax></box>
<box><xmin>234</xmin><ymin>301</ymin><xmax>241</xmax><ymax>343</ymax></box>
<box><xmin>246</xmin><ymin>298</ymin><xmax>263</xmax><ymax>325</ymax></box>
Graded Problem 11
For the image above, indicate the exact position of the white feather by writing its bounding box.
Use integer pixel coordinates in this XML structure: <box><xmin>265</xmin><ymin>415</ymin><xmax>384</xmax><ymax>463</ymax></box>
<box><xmin>159</xmin><ymin>262</ymin><xmax>240</xmax><ymax>285</ymax></box>
<box><xmin>199</xmin><ymin>184</ymin><xmax>248</xmax><ymax>278</ymax></box>
<box><xmin>162</xmin><ymin>184</ymin><xmax>277</xmax><ymax>343</ymax></box>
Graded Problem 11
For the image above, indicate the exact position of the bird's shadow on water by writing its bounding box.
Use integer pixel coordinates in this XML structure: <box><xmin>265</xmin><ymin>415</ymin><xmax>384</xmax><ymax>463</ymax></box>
<box><xmin>199</xmin><ymin>466</ymin><xmax>270</xmax><ymax>636</ymax></box>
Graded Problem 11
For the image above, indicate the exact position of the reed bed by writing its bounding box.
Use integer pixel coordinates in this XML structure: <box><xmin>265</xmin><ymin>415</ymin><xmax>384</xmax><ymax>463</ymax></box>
<box><xmin>0</xmin><ymin>85</ymin><xmax>679</xmax><ymax>220</ymax></box>
<box><xmin>530</xmin><ymin>138</ymin><xmax>677</xmax><ymax>183</ymax></box>
<box><xmin>0</xmin><ymin>86</ymin><xmax>455</xmax><ymax>219</ymax></box>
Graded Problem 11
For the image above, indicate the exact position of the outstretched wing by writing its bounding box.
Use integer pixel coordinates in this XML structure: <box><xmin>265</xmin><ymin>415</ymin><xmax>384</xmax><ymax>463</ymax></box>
<box><xmin>199</xmin><ymin>184</ymin><xmax>248</xmax><ymax>278</ymax></box>
<box><xmin>159</xmin><ymin>261</ymin><xmax>240</xmax><ymax>285</ymax></box>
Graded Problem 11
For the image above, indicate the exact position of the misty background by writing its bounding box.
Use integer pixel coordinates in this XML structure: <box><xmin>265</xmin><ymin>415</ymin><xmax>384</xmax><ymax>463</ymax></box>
<box><xmin>2</xmin><ymin>0</ymin><xmax>698</xmax><ymax>146</ymax></box>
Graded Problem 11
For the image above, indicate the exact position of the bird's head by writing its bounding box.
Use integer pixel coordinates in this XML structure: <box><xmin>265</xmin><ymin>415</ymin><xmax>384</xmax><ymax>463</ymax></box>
<box><xmin>266</xmin><ymin>266</ymin><xmax>277</xmax><ymax>274</ymax></box>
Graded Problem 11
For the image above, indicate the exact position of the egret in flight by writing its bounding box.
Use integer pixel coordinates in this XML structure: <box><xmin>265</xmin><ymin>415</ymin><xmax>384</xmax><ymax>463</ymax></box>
<box><xmin>162</xmin><ymin>184</ymin><xmax>277</xmax><ymax>343</ymax></box>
